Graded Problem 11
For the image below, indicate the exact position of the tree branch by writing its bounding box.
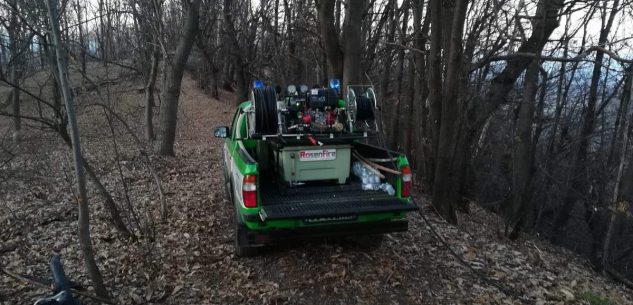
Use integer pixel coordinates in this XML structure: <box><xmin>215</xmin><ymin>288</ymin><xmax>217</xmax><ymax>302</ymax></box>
<box><xmin>472</xmin><ymin>46</ymin><xmax>633</xmax><ymax>72</ymax></box>
<box><xmin>0</xmin><ymin>77</ymin><xmax>63</xmax><ymax>116</ymax></box>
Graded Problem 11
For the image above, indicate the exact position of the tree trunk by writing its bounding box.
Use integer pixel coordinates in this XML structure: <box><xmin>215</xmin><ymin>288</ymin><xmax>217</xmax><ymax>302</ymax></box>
<box><xmin>154</xmin><ymin>0</ymin><xmax>201</xmax><ymax>156</ymax></box>
<box><xmin>547</xmin><ymin>43</ymin><xmax>568</xmax><ymax>155</ymax></box>
<box><xmin>390</xmin><ymin>0</ymin><xmax>410</xmax><ymax>149</ymax></box>
<box><xmin>507</xmin><ymin>60</ymin><xmax>539</xmax><ymax>238</ymax></box>
<box><xmin>10</xmin><ymin>61</ymin><xmax>20</xmax><ymax>143</ymax></box>
<box><xmin>426</xmin><ymin>0</ymin><xmax>442</xmax><ymax>190</ymax></box>
<box><xmin>98</xmin><ymin>0</ymin><xmax>107</xmax><ymax>64</ymax></box>
<box><xmin>459</xmin><ymin>0</ymin><xmax>564</xmax><ymax>222</ymax></box>
<box><xmin>403</xmin><ymin>52</ymin><xmax>416</xmax><ymax>155</ymax></box>
<box><xmin>223</xmin><ymin>0</ymin><xmax>249</xmax><ymax>104</ymax></box>
<box><xmin>83</xmin><ymin>157</ymin><xmax>134</xmax><ymax>240</ymax></box>
<box><xmin>316</xmin><ymin>0</ymin><xmax>344</xmax><ymax>80</ymax></box>
<box><xmin>45</xmin><ymin>0</ymin><xmax>109</xmax><ymax>299</ymax></box>
<box><xmin>476</xmin><ymin>0</ymin><xmax>565</xmax><ymax>126</ymax></box>
<box><xmin>74</xmin><ymin>0</ymin><xmax>86</xmax><ymax>75</ymax></box>
<box><xmin>379</xmin><ymin>0</ymin><xmax>396</xmax><ymax>110</ymax></box>
<box><xmin>145</xmin><ymin>46</ymin><xmax>160</xmax><ymax>141</ymax></box>
<box><xmin>601</xmin><ymin>70</ymin><xmax>633</xmax><ymax>271</ymax></box>
<box><xmin>413</xmin><ymin>0</ymin><xmax>430</xmax><ymax>184</ymax></box>
<box><xmin>8</xmin><ymin>0</ymin><xmax>21</xmax><ymax>143</ymax></box>
<box><xmin>430</xmin><ymin>0</ymin><xmax>468</xmax><ymax>224</ymax></box>
<box><xmin>531</xmin><ymin>68</ymin><xmax>548</xmax><ymax>179</ymax></box>
<box><xmin>58</xmin><ymin>126</ymin><xmax>134</xmax><ymax>240</ymax></box>
<box><xmin>609</xmin><ymin>66</ymin><xmax>633</xmax><ymax>164</ymax></box>
<box><xmin>552</xmin><ymin>0</ymin><xmax>620</xmax><ymax>239</ymax></box>
<box><xmin>342</xmin><ymin>0</ymin><xmax>367</xmax><ymax>87</ymax></box>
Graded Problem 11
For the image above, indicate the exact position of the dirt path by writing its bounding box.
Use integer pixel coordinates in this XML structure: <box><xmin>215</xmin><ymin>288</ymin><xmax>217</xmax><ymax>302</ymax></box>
<box><xmin>154</xmin><ymin>76</ymin><xmax>632</xmax><ymax>305</ymax></box>
<box><xmin>1</xmin><ymin>73</ymin><xmax>631</xmax><ymax>305</ymax></box>
<box><xmin>161</xmin><ymin>76</ymin><xmax>442</xmax><ymax>304</ymax></box>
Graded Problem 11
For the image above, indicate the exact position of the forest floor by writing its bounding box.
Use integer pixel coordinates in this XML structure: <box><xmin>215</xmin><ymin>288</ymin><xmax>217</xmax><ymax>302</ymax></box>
<box><xmin>1</xmin><ymin>68</ymin><xmax>632</xmax><ymax>305</ymax></box>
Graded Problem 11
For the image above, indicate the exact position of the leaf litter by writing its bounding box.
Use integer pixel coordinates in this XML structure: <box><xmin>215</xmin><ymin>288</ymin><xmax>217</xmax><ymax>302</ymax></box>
<box><xmin>1</xmin><ymin>73</ymin><xmax>631</xmax><ymax>305</ymax></box>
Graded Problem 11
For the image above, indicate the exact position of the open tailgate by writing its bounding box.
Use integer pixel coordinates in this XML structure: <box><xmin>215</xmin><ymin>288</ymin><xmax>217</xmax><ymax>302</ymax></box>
<box><xmin>259</xmin><ymin>184</ymin><xmax>418</xmax><ymax>221</ymax></box>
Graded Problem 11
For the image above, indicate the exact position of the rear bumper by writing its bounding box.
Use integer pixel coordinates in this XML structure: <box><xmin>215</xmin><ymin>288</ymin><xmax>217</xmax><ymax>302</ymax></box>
<box><xmin>237</xmin><ymin>220</ymin><xmax>409</xmax><ymax>247</ymax></box>
<box><xmin>259</xmin><ymin>198</ymin><xmax>418</xmax><ymax>221</ymax></box>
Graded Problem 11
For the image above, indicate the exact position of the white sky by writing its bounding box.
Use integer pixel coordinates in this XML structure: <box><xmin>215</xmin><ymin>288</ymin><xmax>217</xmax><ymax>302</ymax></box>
<box><xmin>8</xmin><ymin>0</ymin><xmax>630</xmax><ymax>64</ymax></box>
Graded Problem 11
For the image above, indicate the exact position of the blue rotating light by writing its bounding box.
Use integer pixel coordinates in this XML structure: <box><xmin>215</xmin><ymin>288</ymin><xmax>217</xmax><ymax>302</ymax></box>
<box><xmin>329</xmin><ymin>79</ymin><xmax>340</xmax><ymax>91</ymax></box>
<box><xmin>253</xmin><ymin>80</ymin><xmax>264</xmax><ymax>89</ymax></box>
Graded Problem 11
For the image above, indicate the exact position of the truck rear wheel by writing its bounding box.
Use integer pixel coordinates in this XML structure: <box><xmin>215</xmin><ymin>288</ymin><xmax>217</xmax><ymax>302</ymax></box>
<box><xmin>232</xmin><ymin>201</ymin><xmax>260</xmax><ymax>257</ymax></box>
<box><xmin>234</xmin><ymin>222</ymin><xmax>260</xmax><ymax>257</ymax></box>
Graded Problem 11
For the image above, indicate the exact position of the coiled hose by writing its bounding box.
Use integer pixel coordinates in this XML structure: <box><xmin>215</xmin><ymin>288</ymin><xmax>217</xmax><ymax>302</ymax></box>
<box><xmin>253</xmin><ymin>87</ymin><xmax>278</xmax><ymax>134</ymax></box>
<box><xmin>355</xmin><ymin>95</ymin><xmax>375</xmax><ymax>121</ymax></box>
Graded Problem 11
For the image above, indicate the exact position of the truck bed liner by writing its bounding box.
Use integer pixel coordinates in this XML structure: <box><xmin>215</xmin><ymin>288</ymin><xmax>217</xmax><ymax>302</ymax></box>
<box><xmin>259</xmin><ymin>181</ymin><xmax>417</xmax><ymax>221</ymax></box>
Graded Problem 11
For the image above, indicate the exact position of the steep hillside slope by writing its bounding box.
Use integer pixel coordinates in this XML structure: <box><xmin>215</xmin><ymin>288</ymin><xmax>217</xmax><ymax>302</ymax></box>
<box><xmin>1</xmin><ymin>72</ymin><xmax>631</xmax><ymax>305</ymax></box>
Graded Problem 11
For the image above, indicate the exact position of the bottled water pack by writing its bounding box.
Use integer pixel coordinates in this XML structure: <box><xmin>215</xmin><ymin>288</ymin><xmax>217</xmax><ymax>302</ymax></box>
<box><xmin>352</xmin><ymin>162</ymin><xmax>395</xmax><ymax>195</ymax></box>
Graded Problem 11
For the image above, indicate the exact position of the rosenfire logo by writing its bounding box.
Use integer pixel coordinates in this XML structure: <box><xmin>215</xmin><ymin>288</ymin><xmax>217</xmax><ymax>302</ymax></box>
<box><xmin>299</xmin><ymin>149</ymin><xmax>337</xmax><ymax>161</ymax></box>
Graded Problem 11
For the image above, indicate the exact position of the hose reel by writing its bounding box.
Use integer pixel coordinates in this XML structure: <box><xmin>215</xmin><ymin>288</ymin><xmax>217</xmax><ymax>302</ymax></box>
<box><xmin>252</xmin><ymin>86</ymin><xmax>278</xmax><ymax>134</ymax></box>
<box><xmin>346</xmin><ymin>87</ymin><xmax>377</xmax><ymax>131</ymax></box>
<box><xmin>355</xmin><ymin>96</ymin><xmax>375</xmax><ymax>121</ymax></box>
<box><xmin>249</xmin><ymin>82</ymin><xmax>379</xmax><ymax>136</ymax></box>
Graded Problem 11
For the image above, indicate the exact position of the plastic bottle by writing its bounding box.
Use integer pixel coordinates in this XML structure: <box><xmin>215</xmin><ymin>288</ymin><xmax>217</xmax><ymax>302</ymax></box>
<box><xmin>353</xmin><ymin>162</ymin><xmax>383</xmax><ymax>191</ymax></box>
<box><xmin>372</xmin><ymin>174</ymin><xmax>380</xmax><ymax>186</ymax></box>
<box><xmin>385</xmin><ymin>183</ymin><xmax>395</xmax><ymax>195</ymax></box>
<box><xmin>352</xmin><ymin>162</ymin><xmax>360</xmax><ymax>177</ymax></box>
<box><xmin>363</xmin><ymin>168</ymin><xmax>374</xmax><ymax>190</ymax></box>
<box><xmin>379</xmin><ymin>183</ymin><xmax>395</xmax><ymax>196</ymax></box>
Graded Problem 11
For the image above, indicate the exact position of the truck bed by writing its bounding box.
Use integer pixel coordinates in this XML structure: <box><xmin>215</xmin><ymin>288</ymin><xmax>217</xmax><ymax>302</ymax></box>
<box><xmin>259</xmin><ymin>180</ymin><xmax>417</xmax><ymax>221</ymax></box>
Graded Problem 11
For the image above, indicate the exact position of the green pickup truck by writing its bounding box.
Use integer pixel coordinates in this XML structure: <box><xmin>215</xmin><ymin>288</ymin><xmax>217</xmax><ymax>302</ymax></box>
<box><xmin>214</xmin><ymin>82</ymin><xmax>418</xmax><ymax>256</ymax></box>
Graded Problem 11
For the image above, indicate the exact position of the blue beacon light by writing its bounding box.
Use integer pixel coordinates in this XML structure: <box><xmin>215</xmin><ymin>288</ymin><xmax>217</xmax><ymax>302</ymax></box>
<box><xmin>253</xmin><ymin>80</ymin><xmax>264</xmax><ymax>89</ymax></box>
<box><xmin>329</xmin><ymin>79</ymin><xmax>340</xmax><ymax>91</ymax></box>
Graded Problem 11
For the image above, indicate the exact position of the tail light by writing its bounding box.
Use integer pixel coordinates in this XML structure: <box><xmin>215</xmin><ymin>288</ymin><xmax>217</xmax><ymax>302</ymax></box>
<box><xmin>400</xmin><ymin>166</ymin><xmax>412</xmax><ymax>198</ymax></box>
<box><xmin>242</xmin><ymin>174</ymin><xmax>257</xmax><ymax>208</ymax></box>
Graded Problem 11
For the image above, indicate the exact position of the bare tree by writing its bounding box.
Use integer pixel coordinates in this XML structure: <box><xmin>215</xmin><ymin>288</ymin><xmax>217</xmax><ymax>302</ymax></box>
<box><xmin>131</xmin><ymin>0</ymin><xmax>163</xmax><ymax>141</ymax></box>
<box><xmin>222</xmin><ymin>0</ymin><xmax>249</xmax><ymax>103</ymax></box>
<box><xmin>342</xmin><ymin>0</ymin><xmax>368</xmax><ymax>86</ymax></box>
<box><xmin>428</xmin><ymin>0</ymin><xmax>469</xmax><ymax>223</ymax></box>
<box><xmin>552</xmin><ymin>0</ymin><xmax>621</xmax><ymax>243</ymax></box>
<box><xmin>4</xmin><ymin>0</ymin><xmax>633</xmax><ymax>291</ymax></box>
<box><xmin>316</xmin><ymin>0</ymin><xmax>369</xmax><ymax>86</ymax></box>
<box><xmin>602</xmin><ymin>69</ymin><xmax>633</xmax><ymax>271</ymax></box>
<box><xmin>507</xmin><ymin>60</ymin><xmax>540</xmax><ymax>238</ymax></box>
<box><xmin>45</xmin><ymin>0</ymin><xmax>109</xmax><ymax>299</ymax></box>
<box><xmin>316</xmin><ymin>0</ymin><xmax>344</xmax><ymax>80</ymax></box>
<box><xmin>431</xmin><ymin>0</ymin><xmax>565</xmax><ymax>222</ymax></box>
<box><xmin>6</xmin><ymin>0</ymin><xmax>22</xmax><ymax>143</ymax></box>
<box><xmin>154</xmin><ymin>0</ymin><xmax>201</xmax><ymax>156</ymax></box>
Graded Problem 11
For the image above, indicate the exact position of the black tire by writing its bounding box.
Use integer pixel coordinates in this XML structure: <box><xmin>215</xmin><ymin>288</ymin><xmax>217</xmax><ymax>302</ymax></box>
<box><xmin>232</xmin><ymin>201</ymin><xmax>260</xmax><ymax>257</ymax></box>
<box><xmin>234</xmin><ymin>222</ymin><xmax>260</xmax><ymax>257</ymax></box>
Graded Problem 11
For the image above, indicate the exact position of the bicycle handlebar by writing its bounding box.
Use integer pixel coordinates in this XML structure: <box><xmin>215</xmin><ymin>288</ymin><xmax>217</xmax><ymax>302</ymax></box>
<box><xmin>33</xmin><ymin>254</ymin><xmax>82</xmax><ymax>305</ymax></box>
<box><xmin>50</xmin><ymin>255</ymin><xmax>71</xmax><ymax>292</ymax></box>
